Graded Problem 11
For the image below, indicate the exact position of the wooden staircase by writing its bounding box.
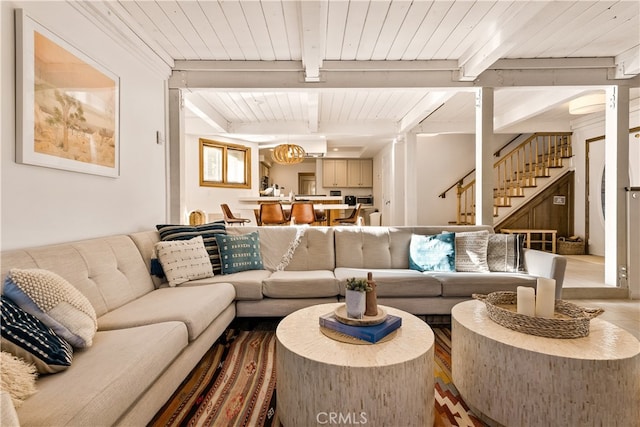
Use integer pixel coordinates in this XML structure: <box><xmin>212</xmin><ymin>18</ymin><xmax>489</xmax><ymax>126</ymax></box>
<box><xmin>450</xmin><ymin>132</ymin><xmax>573</xmax><ymax>225</ymax></box>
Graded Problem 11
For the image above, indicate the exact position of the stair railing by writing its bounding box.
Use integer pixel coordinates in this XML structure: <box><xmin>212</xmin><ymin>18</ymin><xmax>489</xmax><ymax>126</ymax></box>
<box><xmin>452</xmin><ymin>132</ymin><xmax>572</xmax><ymax>224</ymax></box>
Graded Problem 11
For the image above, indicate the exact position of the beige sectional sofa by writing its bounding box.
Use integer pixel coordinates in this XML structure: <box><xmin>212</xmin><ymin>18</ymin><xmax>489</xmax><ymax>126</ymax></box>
<box><xmin>0</xmin><ymin>224</ymin><xmax>566</xmax><ymax>426</ymax></box>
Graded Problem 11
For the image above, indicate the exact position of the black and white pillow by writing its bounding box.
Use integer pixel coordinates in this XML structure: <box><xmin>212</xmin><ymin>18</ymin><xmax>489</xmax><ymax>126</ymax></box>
<box><xmin>156</xmin><ymin>222</ymin><xmax>227</xmax><ymax>274</ymax></box>
<box><xmin>487</xmin><ymin>234</ymin><xmax>526</xmax><ymax>272</ymax></box>
<box><xmin>454</xmin><ymin>230</ymin><xmax>490</xmax><ymax>273</ymax></box>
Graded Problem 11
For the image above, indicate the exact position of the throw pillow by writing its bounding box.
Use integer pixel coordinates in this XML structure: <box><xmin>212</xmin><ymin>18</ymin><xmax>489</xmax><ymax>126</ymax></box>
<box><xmin>156</xmin><ymin>222</ymin><xmax>227</xmax><ymax>274</ymax></box>
<box><xmin>0</xmin><ymin>351</ymin><xmax>37</xmax><ymax>408</ymax></box>
<box><xmin>453</xmin><ymin>230</ymin><xmax>490</xmax><ymax>273</ymax></box>
<box><xmin>215</xmin><ymin>232</ymin><xmax>264</xmax><ymax>274</ymax></box>
<box><xmin>3</xmin><ymin>269</ymin><xmax>98</xmax><ymax>348</ymax></box>
<box><xmin>1</xmin><ymin>295</ymin><xmax>73</xmax><ymax>374</ymax></box>
<box><xmin>487</xmin><ymin>233</ymin><xmax>527</xmax><ymax>272</ymax></box>
<box><xmin>155</xmin><ymin>235</ymin><xmax>214</xmax><ymax>287</ymax></box>
<box><xmin>409</xmin><ymin>233</ymin><xmax>455</xmax><ymax>272</ymax></box>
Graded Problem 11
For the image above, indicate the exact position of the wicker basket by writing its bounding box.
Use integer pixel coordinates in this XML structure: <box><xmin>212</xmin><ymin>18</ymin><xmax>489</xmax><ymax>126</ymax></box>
<box><xmin>472</xmin><ymin>291</ymin><xmax>603</xmax><ymax>339</ymax></box>
<box><xmin>557</xmin><ymin>238</ymin><xmax>585</xmax><ymax>255</ymax></box>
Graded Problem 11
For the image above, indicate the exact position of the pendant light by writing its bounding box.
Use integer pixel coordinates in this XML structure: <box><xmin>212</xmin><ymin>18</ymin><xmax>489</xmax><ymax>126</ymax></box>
<box><xmin>272</xmin><ymin>143</ymin><xmax>306</xmax><ymax>165</ymax></box>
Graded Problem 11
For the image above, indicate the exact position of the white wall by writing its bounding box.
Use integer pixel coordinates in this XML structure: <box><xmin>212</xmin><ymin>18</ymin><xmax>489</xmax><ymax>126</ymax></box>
<box><xmin>184</xmin><ymin>134</ymin><xmax>260</xmax><ymax>224</ymax></box>
<box><xmin>269</xmin><ymin>160</ymin><xmax>316</xmax><ymax>195</ymax></box>
<box><xmin>1</xmin><ymin>2</ymin><xmax>169</xmax><ymax>250</ymax></box>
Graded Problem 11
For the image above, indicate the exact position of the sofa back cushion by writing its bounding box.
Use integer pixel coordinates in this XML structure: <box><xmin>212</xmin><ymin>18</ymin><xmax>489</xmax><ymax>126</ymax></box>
<box><xmin>227</xmin><ymin>226</ymin><xmax>335</xmax><ymax>271</ymax></box>
<box><xmin>335</xmin><ymin>226</ymin><xmax>494</xmax><ymax>269</ymax></box>
<box><xmin>0</xmin><ymin>236</ymin><xmax>154</xmax><ymax>317</ymax></box>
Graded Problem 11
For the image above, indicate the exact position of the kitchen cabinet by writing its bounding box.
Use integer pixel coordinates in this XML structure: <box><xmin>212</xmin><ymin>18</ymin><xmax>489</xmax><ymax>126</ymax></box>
<box><xmin>323</xmin><ymin>159</ymin><xmax>348</xmax><ymax>187</ymax></box>
<box><xmin>347</xmin><ymin>159</ymin><xmax>373</xmax><ymax>187</ymax></box>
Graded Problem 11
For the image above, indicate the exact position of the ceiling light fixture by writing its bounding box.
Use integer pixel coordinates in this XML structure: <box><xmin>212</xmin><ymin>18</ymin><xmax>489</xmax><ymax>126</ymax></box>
<box><xmin>272</xmin><ymin>143</ymin><xmax>306</xmax><ymax>165</ymax></box>
<box><xmin>569</xmin><ymin>94</ymin><xmax>606</xmax><ymax>115</ymax></box>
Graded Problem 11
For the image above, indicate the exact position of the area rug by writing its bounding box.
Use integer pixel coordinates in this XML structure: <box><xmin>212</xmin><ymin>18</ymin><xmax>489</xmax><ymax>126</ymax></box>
<box><xmin>149</xmin><ymin>327</ymin><xmax>485</xmax><ymax>427</ymax></box>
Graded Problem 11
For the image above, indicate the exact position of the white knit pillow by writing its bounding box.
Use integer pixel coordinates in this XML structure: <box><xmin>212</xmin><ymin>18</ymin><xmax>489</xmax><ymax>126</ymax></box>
<box><xmin>0</xmin><ymin>352</ymin><xmax>37</xmax><ymax>408</ymax></box>
<box><xmin>155</xmin><ymin>235</ymin><xmax>214</xmax><ymax>287</ymax></box>
<box><xmin>3</xmin><ymin>268</ymin><xmax>98</xmax><ymax>348</ymax></box>
<box><xmin>454</xmin><ymin>230</ymin><xmax>490</xmax><ymax>272</ymax></box>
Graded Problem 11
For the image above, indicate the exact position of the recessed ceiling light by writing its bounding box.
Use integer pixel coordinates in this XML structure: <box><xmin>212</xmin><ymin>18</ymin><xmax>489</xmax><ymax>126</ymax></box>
<box><xmin>332</xmin><ymin>148</ymin><xmax>339</xmax><ymax>152</ymax></box>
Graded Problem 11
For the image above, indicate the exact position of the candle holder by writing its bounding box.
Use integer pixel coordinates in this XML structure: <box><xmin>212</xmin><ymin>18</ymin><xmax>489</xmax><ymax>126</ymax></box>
<box><xmin>473</xmin><ymin>291</ymin><xmax>604</xmax><ymax>339</ymax></box>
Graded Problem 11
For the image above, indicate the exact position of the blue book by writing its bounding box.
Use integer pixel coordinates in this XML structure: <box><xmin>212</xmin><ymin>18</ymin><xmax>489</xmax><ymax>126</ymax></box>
<box><xmin>319</xmin><ymin>312</ymin><xmax>402</xmax><ymax>343</ymax></box>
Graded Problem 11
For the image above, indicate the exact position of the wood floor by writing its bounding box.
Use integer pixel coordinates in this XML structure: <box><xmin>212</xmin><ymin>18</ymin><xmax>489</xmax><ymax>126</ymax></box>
<box><xmin>562</xmin><ymin>255</ymin><xmax>605</xmax><ymax>288</ymax></box>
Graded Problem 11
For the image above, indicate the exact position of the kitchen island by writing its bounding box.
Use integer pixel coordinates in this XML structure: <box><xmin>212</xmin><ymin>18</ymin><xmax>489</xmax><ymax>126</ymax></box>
<box><xmin>238</xmin><ymin>196</ymin><xmax>349</xmax><ymax>225</ymax></box>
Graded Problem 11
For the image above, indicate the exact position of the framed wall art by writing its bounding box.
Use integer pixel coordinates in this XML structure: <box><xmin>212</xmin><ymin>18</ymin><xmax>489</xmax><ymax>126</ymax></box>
<box><xmin>15</xmin><ymin>9</ymin><xmax>120</xmax><ymax>177</ymax></box>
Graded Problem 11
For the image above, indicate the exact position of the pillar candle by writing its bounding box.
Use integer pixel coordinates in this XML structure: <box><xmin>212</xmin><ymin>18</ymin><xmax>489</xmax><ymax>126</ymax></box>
<box><xmin>516</xmin><ymin>286</ymin><xmax>535</xmax><ymax>316</ymax></box>
<box><xmin>535</xmin><ymin>278</ymin><xmax>556</xmax><ymax>318</ymax></box>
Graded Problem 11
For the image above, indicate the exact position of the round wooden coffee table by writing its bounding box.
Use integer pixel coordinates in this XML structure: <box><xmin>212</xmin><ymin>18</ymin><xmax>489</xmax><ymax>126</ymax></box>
<box><xmin>452</xmin><ymin>300</ymin><xmax>640</xmax><ymax>426</ymax></box>
<box><xmin>276</xmin><ymin>303</ymin><xmax>434</xmax><ymax>427</ymax></box>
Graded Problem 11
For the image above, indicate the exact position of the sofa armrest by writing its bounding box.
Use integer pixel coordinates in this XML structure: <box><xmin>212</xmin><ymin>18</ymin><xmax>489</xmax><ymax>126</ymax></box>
<box><xmin>523</xmin><ymin>249</ymin><xmax>567</xmax><ymax>299</ymax></box>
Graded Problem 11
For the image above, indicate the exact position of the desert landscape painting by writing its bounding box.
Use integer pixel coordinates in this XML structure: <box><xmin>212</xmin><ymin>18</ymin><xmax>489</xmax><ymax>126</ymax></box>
<box><xmin>33</xmin><ymin>30</ymin><xmax>117</xmax><ymax>169</ymax></box>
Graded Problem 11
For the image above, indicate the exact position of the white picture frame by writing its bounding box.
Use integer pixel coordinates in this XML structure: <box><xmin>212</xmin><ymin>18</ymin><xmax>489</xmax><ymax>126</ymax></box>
<box><xmin>15</xmin><ymin>9</ymin><xmax>120</xmax><ymax>178</ymax></box>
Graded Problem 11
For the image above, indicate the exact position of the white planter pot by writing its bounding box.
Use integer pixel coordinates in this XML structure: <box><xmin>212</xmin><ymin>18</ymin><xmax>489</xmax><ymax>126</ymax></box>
<box><xmin>345</xmin><ymin>289</ymin><xmax>366</xmax><ymax>319</ymax></box>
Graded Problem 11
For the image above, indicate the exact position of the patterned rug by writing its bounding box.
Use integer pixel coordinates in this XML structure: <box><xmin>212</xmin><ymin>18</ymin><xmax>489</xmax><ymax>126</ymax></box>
<box><xmin>149</xmin><ymin>326</ymin><xmax>485</xmax><ymax>427</ymax></box>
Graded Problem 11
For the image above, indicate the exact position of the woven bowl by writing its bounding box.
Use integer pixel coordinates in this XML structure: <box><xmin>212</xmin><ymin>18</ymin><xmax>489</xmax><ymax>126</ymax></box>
<box><xmin>473</xmin><ymin>291</ymin><xmax>604</xmax><ymax>339</ymax></box>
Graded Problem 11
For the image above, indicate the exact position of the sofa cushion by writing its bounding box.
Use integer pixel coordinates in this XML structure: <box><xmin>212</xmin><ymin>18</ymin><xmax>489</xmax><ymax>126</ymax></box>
<box><xmin>97</xmin><ymin>283</ymin><xmax>235</xmax><ymax>341</ymax></box>
<box><xmin>3</xmin><ymin>268</ymin><xmax>98</xmax><ymax>348</ymax></box>
<box><xmin>453</xmin><ymin>230</ymin><xmax>490</xmax><ymax>273</ymax></box>
<box><xmin>409</xmin><ymin>233</ymin><xmax>456</xmax><ymax>272</ymax></box>
<box><xmin>334</xmin><ymin>268</ymin><xmax>442</xmax><ymax>297</ymax></box>
<box><xmin>262</xmin><ymin>271</ymin><xmax>339</xmax><ymax>298</ymax></box>
<box><xmin>156</xmin><ymin>222</ymin><xmax>227</xmax><ymax>274</ymax></box>
<box><xmin>215</xmin><ymin>232</ymin><xmax>264</xmax><ymax>274</ymax></box>
<box><xmin>0</xmin><ymin>235</ymin><xmax>156</xmax><ymax>318</ymax></box>
<box><xmin>435</xmin><ymin>272</ymin><xmax>536</xmax><ymax>297</ymax></box>
<box><xmin>182</xmin><ymin>270</ymin><xmax>269</xmax><ymax>300</ymax></box>
<box><xmin>15</xmin><ymin>322</ymin><xmax>188</xmax><ymax>427</ymax></box>
<box><xmin>487</xmin><ymin>233</ymin><xmax>526</xmax><ymax>272</ymax></box>
<box><xmin>155</xmin><ymin>236</ymin><xmax>214</xmax><ymax>286</ymax></box>
<box><xmin>1</xmin><ymin>296</ymin><xmax>73</xmax><ymax>374</ymax></box>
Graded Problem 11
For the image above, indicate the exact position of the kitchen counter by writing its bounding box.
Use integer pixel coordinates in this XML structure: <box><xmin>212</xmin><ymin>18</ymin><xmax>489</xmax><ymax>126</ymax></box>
<box><xmin>238</xmin><ymin>196</ymin><xmax>344</xmax><ymax>203</ymax></box>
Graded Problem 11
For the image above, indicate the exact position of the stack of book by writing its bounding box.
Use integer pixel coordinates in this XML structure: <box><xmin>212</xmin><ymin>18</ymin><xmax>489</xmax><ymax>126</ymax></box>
<box><xmin>319</xmin><ymin>312</ymin><xmax>402</xmax><ymax>343</ymax></box>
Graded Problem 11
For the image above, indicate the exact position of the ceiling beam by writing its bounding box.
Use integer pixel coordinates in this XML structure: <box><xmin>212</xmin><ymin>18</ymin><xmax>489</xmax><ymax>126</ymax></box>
<box><xmin>229</xmin><ymin>120</ymin><xmax>397</xmax><ymax>136</ymax></box>
<box><xmin>398</xmin><ymin>91</ymin><xmax>457</xmax><ymax>134</ymax></box>
<box><xmin>183</xmin><ymin>93</ymin><xmax>228</xmax><ymax>133</ymax></box>
<box><xmin>615</xmin><ymin>46</ymin><xmax>640</xmax><ymax>79</ymax></box>
<box><xmin>298</xmin><ymin>1</ymin><xmax>327</xmax><ymax>82</ymax></box>
<box><xmin>169</xmin><ymin>59</ymin><xmax>638</xmax><ymax>90</ymax></box>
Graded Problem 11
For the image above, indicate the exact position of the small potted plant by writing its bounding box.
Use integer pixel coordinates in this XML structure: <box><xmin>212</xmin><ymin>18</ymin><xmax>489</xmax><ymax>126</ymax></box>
<box><xmin>345</xmin><ymin>277</ymin><xmax>372</xmax><ymax>319</ymax></box>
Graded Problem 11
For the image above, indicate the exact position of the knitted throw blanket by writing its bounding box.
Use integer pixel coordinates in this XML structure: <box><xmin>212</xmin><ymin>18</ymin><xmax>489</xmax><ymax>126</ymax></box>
<box><xmin>274</xmin><ymin>226</ymin><xmax>308</xmax><ymax>271</ymax></box>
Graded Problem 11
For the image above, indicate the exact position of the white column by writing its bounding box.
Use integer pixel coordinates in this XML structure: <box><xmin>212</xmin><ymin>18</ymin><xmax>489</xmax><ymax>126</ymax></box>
<box><xmin>168</xmin><ymin>88</ymin><xmax>186</xmax><ymax>224</ymax></box>
<box><xmin>604</xmin><ymin>86</ymin><xmax>630</xmax><ymax>287</ymax></box>
<box><xmin>404</xmin><ymin>132</ymin><xmax>418</xmax><ymax>226</ymax></box>
<box><xmin>475</xmin><ymin>88</ymin><xmax>495</xmax><ymax>226</ymax></box>
<box><xmin>392</xmin><ymin>136</ymin><xmax>406</xmax><ymax>226</ymax></box>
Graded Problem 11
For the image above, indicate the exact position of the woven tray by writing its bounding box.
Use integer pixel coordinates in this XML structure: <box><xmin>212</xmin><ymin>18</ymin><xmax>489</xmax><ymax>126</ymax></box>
<box><xmin>472</xmin><ymin>291</ymin><xmax>604</xmax><ymax>339</ymax></box>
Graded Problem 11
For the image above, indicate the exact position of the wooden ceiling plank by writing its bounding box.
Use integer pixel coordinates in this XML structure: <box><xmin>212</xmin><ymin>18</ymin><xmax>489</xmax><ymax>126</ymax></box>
<box><xmin>386</xmin><ymin>1</ymin><xmax>433</xmax><ymax>61</ymax></box>
<box><xmin>402</xmin><ymin>1</ymin><xmax>453</xmax><ymax>60</ymax></box>
<box><xmin>219</xmin><ymin>1</ymin><xmax>260</xmax><ymax>60</ymax></box>
<box><xmin>205</xmin><ymin>92</ymin><xmax>242</xmax><ymax>123</ymax></box>
<box><xmin>325</xmin><ymin>0</ymin><xmax>349</xmax><ymax>60</ymax></box>
<box><xmin>419</xmin><ymin>1</ymin><xmax>477</xmax><ymax>60</ymax></box>
<box><xmin>240</xmin><ymin>1</ymin><xmax>277</xmax><ymax>61</ymax></box>
<box><xmin>156</xmin><ymin>1</ymin><xmax>211</xmax><ymax>60</ymax></box>
<box><xmin>198</xmin><ymin>1</ymin><xmax>244</xmax><ymax>59</ymax></box>
<box><xmin>261</xmin><ymin>1</ymin><xmax>293</xmax><ymax>60</ymax></box>
<box><xmin>177</xmin><ymin>1</ymin><xmax>228</xmax><ymax>59</ymax></box>
<box><xmin>355</xmin><ymin>0</ymin><xmax>392</xmax><ymax>60</ymax></box>
<box><xmin>370</xmin><ymin>0</ymin><xmax>412</xmax><ymax>60</ymax></box>
<box><xmin>281</xmin><ymin>0</ymin><xmax>302</xmax><ymax>60</ymax></box>
<box><xmin>398</xmin><ymin>91</ymin><xmax>454</xmax><ymax>133</ymax></box>
<box><xmin>347</xmin><ymin>91</ymin><xmax>370</xmax><ymax>122</ymax></box>
<box><xmin>274</xmin><ymin>92</ymin><xmax>294</xmax><ymax>122</ymax></box>
<box><xmin>328</xmin><ymin>91</ymin><xmax>346</xmax><ymax>122</ymax></box>
<box><xmin>307</xmin><ymin>92</ymin><xmax>320</xmax><ymax>133</ymax></box>
<box><xmin>183</xmin><ymin>92</ymin><xmax>229</xmax><ymax>132</ymax></box>
<box><xmin>136</xmin><ymin>1</ymin><xmax>198</xmax><ymax>60</ymax></box>
<box><xmin>119</xmin><ymin>1</ymin><xmax>181</xmax><ymax>60</ymax></box>
<box><xmin>340</xmin><ymin>1</ymin><xmax>370</xmax><ymax>60</ymax></box>
<box><xmin>338</xmin><ymin>92</ymin><xmax>358</xmax><ymax>123</ymax></box>
<box><xmin>433</xmin><ymin>1</ymin><xmax>494</xmax><ymax>60</ymax></box>
<box><xmin>288</xmin><ymin>93</ymin><xmax>304</xmax><ymax>121</ymax></box>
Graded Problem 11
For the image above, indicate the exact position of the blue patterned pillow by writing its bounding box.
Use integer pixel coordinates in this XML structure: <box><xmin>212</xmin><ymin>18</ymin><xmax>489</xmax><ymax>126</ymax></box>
<box><xmin>409</xmin><ymin>232</ymin><xmax>455</xmax><ymax>272</ymax></box>
<box><xmin>215</xmin><ymin>232</ymin><xmax>264</xmax><ymax>274</ymax></box>
<box><xmin>1</xmin><ymin>295</ymin><xmax>73</xmax><ymax>374</ymax></box>
<box><xmin>156</xmin><ymin>222</ymin><xmax>227</xmax><ymax>274</ymax></box>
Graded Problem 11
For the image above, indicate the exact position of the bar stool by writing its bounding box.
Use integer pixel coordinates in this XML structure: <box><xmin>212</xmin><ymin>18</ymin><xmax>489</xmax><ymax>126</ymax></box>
<box><xmin>259</xmin><ymin>203</ymin><xmax>289</xmax><ymax>225</ymax></box>
<box><xmin>220</xmin><ymin>204</ymin><xmax>250</xmax><ymax>226</ymax></box>
<box><xmin>333</xmin><ymin>203</ymin><xmax>362</xmax><ymax>225</ymax></box>
<box><xmin>289</xmin><ymin>202</ymin><xmax>317</xmax><ymax>225</ymax></box>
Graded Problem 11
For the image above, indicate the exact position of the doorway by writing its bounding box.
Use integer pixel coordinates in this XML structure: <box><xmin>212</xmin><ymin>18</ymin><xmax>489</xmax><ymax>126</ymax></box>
<box><xmin>298</xmin><ymin>173</ymin><xmax>316</xmax><ymax>195</ymax></box>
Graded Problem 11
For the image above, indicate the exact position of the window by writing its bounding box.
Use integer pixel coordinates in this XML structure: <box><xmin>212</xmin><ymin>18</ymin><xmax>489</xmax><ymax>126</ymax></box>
<box><xmin>199</xmin><ymin>138</ymin><xmax>251</xmax><ymax>188</ymax></box>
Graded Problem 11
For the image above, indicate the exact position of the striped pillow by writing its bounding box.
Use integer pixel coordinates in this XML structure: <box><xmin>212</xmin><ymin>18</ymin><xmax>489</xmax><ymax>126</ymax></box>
<box><xmin>156</xmin><ymin>222</ymin><xmax>227</xmax><ymax>274</ymax></box>
<box><xmin>487</xmin><ymin>234</ymin><xmax>527</xmax><ymax>272</ymax></box>
<box><xmin>0</xmin><ymin>295</ymin><xmax>73</xmax><ymax>374</ymax></box>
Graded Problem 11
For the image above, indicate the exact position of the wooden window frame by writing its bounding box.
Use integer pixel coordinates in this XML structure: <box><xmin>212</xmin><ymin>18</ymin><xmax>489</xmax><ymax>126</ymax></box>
<box><xmin>199</xmin><ymin>138</ymin><xmax>251</xmax><ymax>188</ymax></box>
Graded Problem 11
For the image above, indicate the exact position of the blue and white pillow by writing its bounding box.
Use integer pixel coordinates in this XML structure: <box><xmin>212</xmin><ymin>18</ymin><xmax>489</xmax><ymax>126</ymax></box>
<box><xmin>215</xmin><ymin>232</ymin><xmax>264</xmax><ymax>274</ymax></box>
<box><xmin>1</xmin><ymin>295</ymin><xmax>73</xmax><ymax>374</ymax></box>
<box><xmin>409</xmin><ymin>233</ymin><xmax>455</xmax><ymax>272</ymax></box>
